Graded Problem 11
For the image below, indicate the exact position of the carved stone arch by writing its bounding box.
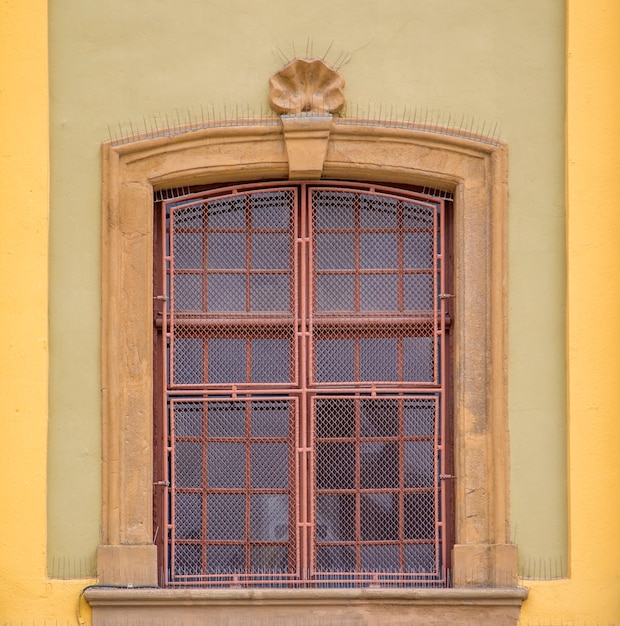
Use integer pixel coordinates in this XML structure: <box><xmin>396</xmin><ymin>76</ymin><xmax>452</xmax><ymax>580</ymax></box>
<box><xmin>94</xmin><ymin>117</ymin><xmax>523</xmax><ymax>623</ymax></box>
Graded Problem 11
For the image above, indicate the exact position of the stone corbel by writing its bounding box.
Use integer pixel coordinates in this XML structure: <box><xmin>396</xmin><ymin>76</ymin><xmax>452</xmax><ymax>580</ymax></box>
<box><xmin>281</xmin><ymin>114</ymin><xmax>332</xmax><ymax>179</ymax></box>
<box><xmin>269</xmin><ymin>58</ymin><xmax>344</xmax><ymax>179</ymax></box>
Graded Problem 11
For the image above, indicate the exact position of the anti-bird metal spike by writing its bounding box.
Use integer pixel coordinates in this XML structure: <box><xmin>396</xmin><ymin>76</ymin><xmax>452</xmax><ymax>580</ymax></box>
<box><xmin>274</xmin><ymin>46</ymin><xmax>288</xmax><ymax>66</ymax></box>
<box><xmin>492</xmin><ymin>119</ymin><xmax>499</xmax><ymax>142</ymax></box>
<box><xmin>322</xmin><ymin>40</ymin><xmax>334</xmax><ymax>62</ymax></box>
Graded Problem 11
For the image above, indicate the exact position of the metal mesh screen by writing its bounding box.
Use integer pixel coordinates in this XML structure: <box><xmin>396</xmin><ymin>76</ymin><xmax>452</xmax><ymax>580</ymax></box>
<box><xmin>169</xmin><ymin>397</ymin><xmax>297</xmax><ymax>585</ymax></box>
<box><xmin>310</xmin><ymin>189</ymin><xmax>440</xmax><ymax>387</ymax></box>
<box><xmin>161</xmin><ymin>182</ymin><xmax>449</xmax><ymax>587</ymax></box>
<box><xmin>168</xmin><ymin>188</ymin><xmax>297</xmax><ymax>388</ymax></box>
<box><xmin>312</xmin><ymin>395</ymin><xmax>441</xmax><ymax>584</ymax></box>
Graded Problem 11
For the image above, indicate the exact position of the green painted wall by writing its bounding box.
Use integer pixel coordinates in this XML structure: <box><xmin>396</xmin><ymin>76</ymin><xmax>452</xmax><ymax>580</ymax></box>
<box><xmin>48</xmin><ymin>0</ymin><xmax>566</xmax><ymax>577</ymax></box>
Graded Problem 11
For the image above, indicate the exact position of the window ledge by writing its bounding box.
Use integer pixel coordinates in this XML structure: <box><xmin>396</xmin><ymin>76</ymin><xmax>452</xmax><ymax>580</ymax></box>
<box><xmin>86</xmin><ymin>586</ymin><xmax>528</xmax><ymax>625</ymax></box>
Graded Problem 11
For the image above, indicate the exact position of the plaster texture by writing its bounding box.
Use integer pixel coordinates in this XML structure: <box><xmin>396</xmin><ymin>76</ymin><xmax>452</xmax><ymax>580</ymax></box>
<box><xmin>47</xmin><ymin>0</ymin><xmax>567</xmax><ymax>577</ymax></box>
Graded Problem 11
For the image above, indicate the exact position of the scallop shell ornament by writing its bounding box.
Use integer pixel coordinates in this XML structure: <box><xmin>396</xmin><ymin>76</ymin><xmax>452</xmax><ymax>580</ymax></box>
<box><xmin>269</xmin><ymin>58</ymin><xmax>345</xmax><ymax>115</ymax></box>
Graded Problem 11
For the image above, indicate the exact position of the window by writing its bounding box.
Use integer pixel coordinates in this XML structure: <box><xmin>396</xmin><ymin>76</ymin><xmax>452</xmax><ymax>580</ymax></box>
<box><xmin>93</xmin><ymin>122</ymin><xmax>519</xmax><ymax>625</ymax></box>
<box><xmin>154</xmin><ymin>182</ymin><xmax>454</xmax><ymax>587</ymax></box>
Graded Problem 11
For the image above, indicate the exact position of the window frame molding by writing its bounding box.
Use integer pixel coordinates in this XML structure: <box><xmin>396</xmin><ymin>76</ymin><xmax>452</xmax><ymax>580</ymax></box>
<box><xmin>98</xmin><ymin>118</ymin><xmax>516</xmax><ymax>597</ymax></box>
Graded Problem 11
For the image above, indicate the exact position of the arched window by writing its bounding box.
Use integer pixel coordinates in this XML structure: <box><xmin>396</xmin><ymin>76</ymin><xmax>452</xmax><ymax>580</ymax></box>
<box><xmin>90</xmin><ymin>121</ymin><xmax>525</xmax><ymax>622</ymax></box>
<box><xmin>154</xmin><ymin>182</ymin><xmax>454</xmax><ymax>587</ymax></box>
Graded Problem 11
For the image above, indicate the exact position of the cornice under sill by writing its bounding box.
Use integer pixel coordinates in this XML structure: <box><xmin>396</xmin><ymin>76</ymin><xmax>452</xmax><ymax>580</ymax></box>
<box><xmin>86</xmin><ymin>586</ymin><xmax>528</xmax><ymax>606</ymax></box>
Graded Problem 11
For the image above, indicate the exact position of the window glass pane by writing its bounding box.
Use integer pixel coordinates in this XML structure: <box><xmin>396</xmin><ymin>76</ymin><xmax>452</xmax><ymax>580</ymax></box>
<box><xmin>315</xmin><ymin>399</ymin><xmax>355</xmax><ymax>439</ymax></box>
<box><xmin>404</xmin><ymin>441</ymin><xmax>435</xmax><ymax>488</ymax></box>
<box><xmin>404</xmin><ymin>399</ymin><xmax>436</xmax><ymax>437</ymax></box>
<box><xmin>315</xmin><ymin>546</ymin><xmax>356</xmax><ymax>573</ymax></box>
<box><xmin>173</xmin><ymin>203</ymin><xmax>204</xmax><ymax>228</ymax></box>
<box><xmin>207</xmin><ymin>197</ymin><xmax>245</xmax><ymax>228</ymax></box>
<box><xmin>174</xmin><ymin>232</ymin><xmax>203</xmax><ymax>269</ymax></box>
<box><xmin>175</xmin><ymin>493</ymin><xmax>202</xmax><ymax>539</ymax></box>
<box><xmin>174</xmin><ymin>273</ymin><xmax>203</xmax><ymax>310</ymax></box>
<box><xmin>315</xmin><ymin>339</ymin><xmax>355</xmax><ymax>382</ymax></box>
<box><xmin>208</xmin><ymin>233</ymin><xmax>246</xmax><ymax>269</ymax></box>
<box><xmin>402</xmin><ymin>201</ymin><xmax>434</xmax><ymax>228</ymax></box>
<box><xmin>251</xmin><ymin>191</ymin><xmax>291</xmax><ymax>228</ymax></box>
<box><xmin>250</xmin><ymin>546</ymin><xmax>289</xmax><ymax>573</ymax></box>
<box><xmin>173</xmin><ymin>337</ymin><xmax>203</xmax><ymax>384</ymax></box>
<box><xmin>207</xmin><ymin>274</ymin><xmax>245</xmax><ymax>311</ymax></box>
<box><xmin>250</xmin><ymin>494</ymin><xmax>289</xmax><ymax>541</ymax></box>
<box><xmin>174</xmin><ymin>544</ymin><xmax>202</xmax><ymax>576</ymax></box>
<box><xmin>360</xmin><ymin>233</ymin><xmax>397</xmax><ymax>269</ymax></box>
<box><xmin>360</xmin><ymin>493</ymin><xmax>398</xmax><ymax>541</ymax></box>
<box><xmin>360</xmin><ymin>274</ymin><xmax>398</xmax><ymax>310</ymax></box>
<box><xmin>174</xmin><ymin>402</ymin><xmax>203</xmax><ymax>437</ymax></box>
<box><xmin>251</xmin><ymin>401</ymin><xmax>290</xmax><ymax>438</ymax></box>
<box><xmin>361</xmin><ymin>545</ymin><xmax>399</xmax><ymax>571</ymax></box>
<box><xmin>175</xmin><ymin>441</ymin><xmax>202</xmax><ymax>488</ymax></box>
<box><xmin>251</xmin><ymin>443</ymin><xmax>289</xmax><ymax>489</ymax></box>
<box><xmin>360</xmin><ymin>338</ymin><xmax>398</xmax><ymax>381</ymax></box>
<box><xmin>208</xmin><ymin>338</ymin><xmax>246</xmax><ymax>383</ymax></box>
<box><xmin>207</xmin><ymin>442</ymin><xmax>245</xmax><ymax>488</ymax></box>
<box><xmin>361</xmin><ymin>442</ymin><xmax>399</xmax><ymax>489</ymax></box>
<box><xmin>404</xmin><ymin>232</ymin><xmax>433</xmax><ymax>269</ymax></box>
<box><xmin>207</xmin><ymin>494</ymin><xmax>245</xmax><ymax>540</ymax></box>
<box><xmin>206</xmin><ymin>545</ymin><xmax>244</xmax><ymax>574</ymax></box>
<box><xmin>360</xmin><ymin>400</ymin><xmax>399</xmax><ymax>437</ymax></box>
<box><xmin>316</xmin><ymin>494</ymin><xmax>356</xmax><ymax>542</ymax></box>
<box><xmin>207</xmin><ymin>401</ymin><xmax>245</xmax><ymax>438</ymax></box>
<box><xmin>403</xmin><ymin>274</ymin><xmax>434</xmax><ymax>310</ymax></box>
<box><xmin>316</xmin><ymin>443</ymin><xmax>355</xmax><ymax>489</ymax></box>
<box><xmin>252</xmin><ymin>233</ymin><xmax>290</xmax><ymax>270</ymax></box>
<box><xmin>313</xmin><ymin>191</ymin><xmax>355</xmax><ymax>229</ymax></box>
<box><xmin>316</xmin><ymin>234</ymin><xmax>355</xmax><ymax>270</ymax></box>
<box><xmin>404</xmin><ymin>544</ymin><xmax>436</xmax><ymax>573</ymax></box>
<box><xmin>250</xmin><ymin>274</ymin><xmax>290</xmax><ymax>312</ymax></box>
<box><xmin>359</xmin><ymin>194</ymin><xmax>398</xmax><ymax>228</ymax></box>
<box><xmin>251</xmin><ymin>338</ymin><xmax>291</xmax><ymax>383</ymax></box>
<box><xmin>403</xmin><ymin>336</ymin><xmax>434</xmax><ymax>382</ymax></box>
<box><xmin>316</xmin><ymin>274</ymin><xmax>354</xmax><ymax>311</ymax></box>
<box><xmin>404</xmin><ymin>493</ymin><xmax>435</xmax><ymax>540</ymax></box>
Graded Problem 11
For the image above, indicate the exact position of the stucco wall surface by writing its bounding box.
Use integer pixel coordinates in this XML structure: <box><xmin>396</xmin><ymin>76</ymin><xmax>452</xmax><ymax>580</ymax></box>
<box><xmin>0</xmin><ymin>1</ymin><xmax>90</xmax><ymax>623</ymax></box>
<box><xmin>47</xmin><ymin>0</ymin><xmax>567</xmax><ymax>579</ymax></box>
<box><xmin>3</xmin><ymin>0</ymin><xmax>618</xmax><ymax>623</ymax></box>
<box><xmin>518</xmin><ymin>1</ymin><xmax>620</xmax><ymax>622</ymax></box>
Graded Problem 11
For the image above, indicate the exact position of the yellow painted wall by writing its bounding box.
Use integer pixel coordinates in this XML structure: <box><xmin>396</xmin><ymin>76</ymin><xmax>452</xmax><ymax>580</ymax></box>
<box><xmin>0</xmin><ymin>1</ymin><xmax>92</xmax><ymax>623</ymax></box>
<box><xmin>1</xmin><ymin>0</ymin><xmax>619</xmax><ymax>623</ymax></box>
<box><xmin>518</xmin><ymin>0</ymin><xmax>620</xmax><ymax>622</ymax></box>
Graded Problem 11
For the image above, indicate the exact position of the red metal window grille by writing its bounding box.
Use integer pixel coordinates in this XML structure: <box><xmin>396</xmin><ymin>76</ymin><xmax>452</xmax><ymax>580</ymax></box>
<box><xmin>154</xmin><ymin>182</ymin><xmax>452</xmax><ymax>588</ymax></box>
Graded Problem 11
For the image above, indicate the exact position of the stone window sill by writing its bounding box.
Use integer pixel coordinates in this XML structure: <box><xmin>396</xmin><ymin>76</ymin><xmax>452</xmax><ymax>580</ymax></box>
<box><xmin>86</xmin><ymin>586</ymin><xmax>528</xmax><ymax>625</ymax></box>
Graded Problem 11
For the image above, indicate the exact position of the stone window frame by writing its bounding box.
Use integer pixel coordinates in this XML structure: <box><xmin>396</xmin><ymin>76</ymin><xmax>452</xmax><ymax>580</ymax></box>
<box><xmin>91</xmin><ymin>116</ymin><xmax>526</xmax><ymax>623</ymax></box>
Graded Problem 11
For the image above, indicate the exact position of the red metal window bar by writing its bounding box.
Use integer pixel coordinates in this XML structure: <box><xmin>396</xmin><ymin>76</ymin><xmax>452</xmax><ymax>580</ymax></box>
<box><xmin>154</xmin><ymin>182</ymin><xmax>452</xmax><ymax>587</ymax></box>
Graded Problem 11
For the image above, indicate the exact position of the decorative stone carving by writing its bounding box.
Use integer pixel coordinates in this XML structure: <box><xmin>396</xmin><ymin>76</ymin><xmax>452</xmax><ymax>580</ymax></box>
<box><xmin>269</xmin><ymin>58</ymin><xmax>345</xmax><ymax>115</ymax></box>
<box><xmin>280</xmin><ymin>114</ymin><xmax>332</xmax><ymax>179</ymax></box>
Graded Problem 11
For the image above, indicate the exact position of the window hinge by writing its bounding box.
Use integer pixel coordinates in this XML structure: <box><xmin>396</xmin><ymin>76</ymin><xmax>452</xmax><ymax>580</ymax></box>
<box><xmin>153</xmin><ymin>295</ymin><xmax>168</xmax><ymax>301</ymax></box>
<box><xmin>438</xmin><ymin>293</ymin><xmax>455</xmax><ymax>299</ymax></box>
<box><xmin>439</xmin><ymin>474</ymin><xmax>456</xmax><ymax>480</ymax></box>
<box><xmin>154</xmin><ymin>480</ymin><xmax>170</xmax><ymax>487</ymax></box>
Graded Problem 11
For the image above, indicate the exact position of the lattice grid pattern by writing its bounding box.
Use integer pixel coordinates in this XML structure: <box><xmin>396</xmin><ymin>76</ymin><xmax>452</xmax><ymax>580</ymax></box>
<box><xmin>313</xmin><ymin>396</ymin><xmax>440</xmax><ymax>583</ymax></box>
<box><xmin>170</xmin><ymin>398</ymin><xmax>297</xmax><ymax>582</ymax></box>
<box><xmin>168</xmin><ymin>189</ymin><xmax>297</xmax><ymax>388</ymax></box>
<box><xmin>310</xmin><ymin>189</ymin><xmax>439</xmax><ymax>386</ymax></box>
<box><xmin>161</xmin><ymin>182</ymin><xmax>449</xmax><ymax>587</ymax></box>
